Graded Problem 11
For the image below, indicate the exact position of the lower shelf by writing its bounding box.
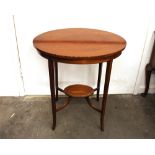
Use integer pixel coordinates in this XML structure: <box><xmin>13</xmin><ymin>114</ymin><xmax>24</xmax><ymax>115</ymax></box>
<box><xmin>64</xmin><ymin>84</ymin><xmax>94</xmax><ymax>97</ymax></box>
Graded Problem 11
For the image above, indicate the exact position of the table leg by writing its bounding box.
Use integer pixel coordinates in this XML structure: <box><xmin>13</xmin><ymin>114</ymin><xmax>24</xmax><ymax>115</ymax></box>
<box><xmin>96</xmin><ymin>63</ymin><xmax>103</xmax><ymax>101</ymax></box>
<box><xmin>55</xmin><ymin>62</ymin><xmax>58</xmax><ymax>101</ymax></box>
<box><xmin>48</xmin><ymin>59</ymin><xmax>56</xmax><ymax>130</ymax></box>
<box><xmin>141</xmin><ymin>64</ymin><xmax>152</xmax><ymax>97</ymax></box>
<box><xmin>100</xmin><ymin>60</ymin><xmax>113</xmax><ymax>131</ymax></box>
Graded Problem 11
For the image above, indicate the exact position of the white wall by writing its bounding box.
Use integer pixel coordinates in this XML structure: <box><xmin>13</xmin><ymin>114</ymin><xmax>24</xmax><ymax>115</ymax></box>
<box><xmin>134</xmin><ymin>16</ymin><xmax>155</xmax><ymax>94</ymax></box>
<box><xmin>0</xmin><ymin>16</ymin><xmax>23</xmax><ymax>96</ymax></box>
<box><xmin>13</xmin><ymin>0</ymin><xmax>151</xmax><ymax>95</ymax></box>
<box><xmin>0</xmin><ymin>0</ymin><xmax>154</xmax><ymax>96</ymax></box>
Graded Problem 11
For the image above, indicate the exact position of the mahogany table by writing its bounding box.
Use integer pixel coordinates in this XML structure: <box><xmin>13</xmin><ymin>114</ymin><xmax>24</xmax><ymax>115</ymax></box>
<box><xmin>33</xmin><ymin>28</ymin><xmax>126</xmax><ymax>131</ymax></box>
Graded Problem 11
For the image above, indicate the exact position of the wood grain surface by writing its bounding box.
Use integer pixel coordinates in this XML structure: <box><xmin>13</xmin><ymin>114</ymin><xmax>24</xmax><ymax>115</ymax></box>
<box><xmin>64</xmin><ymin>84</ymin><xmax>94</xmax><ymax>97</ymax></box>
<box><xmin>33</xmin><ymin>28</ymin><xmax>126</xmax><ymax>64</ymax></box>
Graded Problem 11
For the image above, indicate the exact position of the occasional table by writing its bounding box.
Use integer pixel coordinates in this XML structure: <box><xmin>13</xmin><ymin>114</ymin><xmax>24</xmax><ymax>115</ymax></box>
<box><xmin>33</xmin><ymin>28</ymin><xmax>126</xmax><ymax>131</ymax></box>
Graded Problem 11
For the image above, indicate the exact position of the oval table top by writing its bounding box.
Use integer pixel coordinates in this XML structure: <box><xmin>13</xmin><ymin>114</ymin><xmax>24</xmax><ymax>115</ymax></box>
<box><xmin>33</xmin><ymin>28</ymin><xmax>126</xmax><ymax>64</ymax></box>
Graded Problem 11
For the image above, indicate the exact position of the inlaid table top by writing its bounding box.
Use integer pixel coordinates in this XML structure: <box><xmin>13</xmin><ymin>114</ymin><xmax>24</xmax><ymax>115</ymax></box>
<box><xmin>33</xmin><ymin>28</ymin><xmax>126</xmax><ymax>64</ymax></box>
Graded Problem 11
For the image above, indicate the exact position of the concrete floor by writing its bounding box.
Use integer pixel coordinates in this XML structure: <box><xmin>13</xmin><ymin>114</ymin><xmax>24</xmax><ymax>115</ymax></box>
<box><xmin>0</xmin><ymin>94</ymin><xmax>155</xmax><ymax>139</ymax></box>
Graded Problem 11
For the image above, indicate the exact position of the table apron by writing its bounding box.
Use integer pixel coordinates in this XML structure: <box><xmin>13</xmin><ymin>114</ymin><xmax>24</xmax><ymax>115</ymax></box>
<box><xmin>38</xmin><ymin>50</ymin><xmax>122</xmax><ymax>64</ymax></box>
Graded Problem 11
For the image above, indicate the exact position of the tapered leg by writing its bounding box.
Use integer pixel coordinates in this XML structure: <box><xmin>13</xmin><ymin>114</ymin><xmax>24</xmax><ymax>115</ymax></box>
<box><xmin>96</xmin><ymin>63</ymin><xmax>103</xmax><ymax>101</ymax></box>
<box><xmin>48</xmin><ymin>59</ymin><xmax>56</xmax><ymax>130</ymax></box>
<box><xmin>100</xmin><ymin>60</ymin><xmax>113</xmax><ymax>131</ymax></box>
<box><xmin>142</xmin><ymin>64</ymin><xmax>152</xmax><ymax>97</ymax></box>
<box><xmin>55</xmin><ymin>62</ymin><xmax>58</xmax><ymax>101</ymax></box>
